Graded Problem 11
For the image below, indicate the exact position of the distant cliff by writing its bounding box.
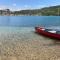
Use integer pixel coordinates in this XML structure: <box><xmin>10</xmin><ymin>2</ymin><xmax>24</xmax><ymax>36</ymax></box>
<box><xmin>0</xmin><ymin>5</ymin><xmax>60</xmax><ymax>16</ymax></box>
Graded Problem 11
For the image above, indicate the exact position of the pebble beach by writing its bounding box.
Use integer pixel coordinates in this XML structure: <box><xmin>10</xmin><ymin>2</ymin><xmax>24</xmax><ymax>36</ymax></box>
<box><xmin>0</xmin><ymin>27</ymin><xmax>60</xmax><ymax>60</ymax></box>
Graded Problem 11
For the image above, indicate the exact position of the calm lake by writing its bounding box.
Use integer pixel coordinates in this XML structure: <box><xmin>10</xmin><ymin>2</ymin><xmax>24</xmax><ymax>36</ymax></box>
<box><xmin>0</xmin><ymin>16</ymin><xmax>60</xmax><ymax>27</ymax></box>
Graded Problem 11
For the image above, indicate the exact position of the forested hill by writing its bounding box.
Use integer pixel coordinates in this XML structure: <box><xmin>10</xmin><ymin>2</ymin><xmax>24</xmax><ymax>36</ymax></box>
<box><xmin>0</xmin><ymin>5</ymin><xmax>60</xmax><ymax>16</ymax></box>
<box><xmin>13</xmin><ymin>5</ymin><xmax>60</xmax><ymax>16</ymax></box>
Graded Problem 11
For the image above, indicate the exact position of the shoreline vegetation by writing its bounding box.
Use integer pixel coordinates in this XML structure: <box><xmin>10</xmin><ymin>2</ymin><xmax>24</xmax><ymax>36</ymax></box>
<box><xmin>0</xmin><ymin>5</ymin><xmax>60</xmax><ymax>16</ymax></box>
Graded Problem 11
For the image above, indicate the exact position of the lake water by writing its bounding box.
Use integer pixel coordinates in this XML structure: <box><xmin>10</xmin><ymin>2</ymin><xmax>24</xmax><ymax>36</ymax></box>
<box><xmin>0</xmin><ymin>16</ymin><xmax>60</xmax><ymax>33</ymax></box>
<box><xmin>0</xmin><ymin>16</ymin><xmax>60</xmax><ymax>27</ymax></box>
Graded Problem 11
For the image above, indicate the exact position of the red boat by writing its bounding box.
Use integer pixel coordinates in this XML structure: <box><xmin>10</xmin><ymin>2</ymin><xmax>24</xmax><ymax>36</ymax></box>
<box><xmin>35</xmin><ymin>27</ymin><xmax>60</xmax><ymax>40</ymax></box>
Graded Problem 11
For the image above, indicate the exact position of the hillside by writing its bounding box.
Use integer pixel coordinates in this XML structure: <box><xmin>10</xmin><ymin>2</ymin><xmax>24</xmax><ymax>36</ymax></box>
<box><xmin>0</xmin><ymin>5</ymin><xmax>60</xmax><ymax>16</ymax></box>
<box><xmin>13</xmin><ymin>5</ymin><xmax>60</xmax><ymax>16</ymax></box>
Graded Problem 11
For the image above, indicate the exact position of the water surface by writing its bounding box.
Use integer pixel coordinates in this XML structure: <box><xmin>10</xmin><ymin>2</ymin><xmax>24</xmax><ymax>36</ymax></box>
<box><xmin>0</xmin><ymin>16</ymin><xmax>60</xmax><ymax>27</ymax></box>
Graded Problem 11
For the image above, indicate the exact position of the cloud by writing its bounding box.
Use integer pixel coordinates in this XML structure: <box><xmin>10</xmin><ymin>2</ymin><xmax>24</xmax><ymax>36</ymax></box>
<box><xmin>0</xmin><ymin>5</ymin><xmax>8</xmax><ymax>9</ymax></box>
<box><xmin>35</xmin><ymin>5</ymin><xmax>49</xmax><ymax>9</ymax></box>
<box><xmin>20</xmin><ymin>5</ymin><xmax>34</xmax><ymax>10</ymax></box>
<box><xmin>0</xmin><ymin>5</ymin><xmax>18</xmax><ymax>11</ymax></box>
<box><xmin>20</xmin><ymin>5</ymin><xmax>49</xmax><ymax>10</ymax></box>
<box><xmin>0</xmin><ymin>4</ymin><xmax>47</xmax><ymax>11</ymax></box>
<box><xmin>10</xmin><ymin>5</ymin><xmax>48</xmax><ymax>11</ymax></box>
<box><xmin>0</xmin><ymin>4</ymin><xmax>51</xmax><ymax>11</ymax></box>
<box><xmin>13</xmin><ymin>3</ymin><xmax>16</xmax><ymax>6</ymax></box>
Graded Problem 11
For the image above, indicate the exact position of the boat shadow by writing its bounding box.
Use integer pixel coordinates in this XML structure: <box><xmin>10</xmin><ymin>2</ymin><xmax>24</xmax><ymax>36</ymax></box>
<box><xmin>42</xmin><ymin>42</ymin><xmax>60</xmax><ymax>46</ymax></box>
<box><xmin>34</xmin><ymin>31</ymin><xmax>60</xmax><ymax>40</ymax></box>
<box><xmin>34</xmin><ymin>32</ymin><xmax>60</xmax><ymax>46</ymax></box>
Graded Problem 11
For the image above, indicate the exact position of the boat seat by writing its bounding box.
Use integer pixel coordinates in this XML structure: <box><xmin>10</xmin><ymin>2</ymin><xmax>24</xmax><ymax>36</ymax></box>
<box><xmin>45</xmin><ymin>29</ymin><xmax>53</xmax><ymax>32</ymax></box>
<box><xmin>48</xmin><ymin>31</ymin><xmax>56</xmax><ymax>33</ymax></box>
<box><xmin>56</xmin><ymin>31</ymin><xmax>60</xmax><ymax>34</ymax></box>
<box><xmin>45</xmin><ymin>29</ymin><xmax>57</xmax><ymax>33</ymax></box>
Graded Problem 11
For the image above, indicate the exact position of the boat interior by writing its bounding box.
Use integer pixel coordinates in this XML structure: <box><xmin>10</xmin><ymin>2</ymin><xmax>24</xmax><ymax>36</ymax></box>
<box><xmin>44</xmin><ymin>29</ymin><xmax>60</xmax><ymax>34</ymax></box>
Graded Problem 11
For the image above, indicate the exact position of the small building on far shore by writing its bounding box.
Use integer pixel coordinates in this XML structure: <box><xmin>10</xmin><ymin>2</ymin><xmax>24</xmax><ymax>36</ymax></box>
<box><xmin>0</xmin><ymin>9</ymin><xmax>11</xmax><ymax>15</ymax></box>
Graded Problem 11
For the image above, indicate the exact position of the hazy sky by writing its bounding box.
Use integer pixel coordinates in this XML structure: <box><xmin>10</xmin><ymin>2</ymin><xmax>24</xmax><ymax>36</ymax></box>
<box><xmin>0</xmin><ymin>0</ymin><xmax>60</xmax><ymax>10</ymax></box>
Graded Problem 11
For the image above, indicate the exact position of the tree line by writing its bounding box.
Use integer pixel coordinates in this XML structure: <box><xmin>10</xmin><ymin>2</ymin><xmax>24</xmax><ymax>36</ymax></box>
<box><xmin>0</xmin><ymin>5</ymin><xmax>60</xmax><ymax>16</ymax></box>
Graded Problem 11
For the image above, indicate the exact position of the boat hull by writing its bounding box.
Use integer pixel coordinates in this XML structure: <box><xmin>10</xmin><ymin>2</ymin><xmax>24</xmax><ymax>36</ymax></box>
<box><xmin>35</xmin><ymin>27</ymin><xmax>60</xmax><ymax>40</ymax></box>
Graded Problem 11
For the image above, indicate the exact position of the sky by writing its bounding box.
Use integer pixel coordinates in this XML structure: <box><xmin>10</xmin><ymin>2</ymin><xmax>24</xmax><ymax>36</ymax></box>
<box><xmin>0</xmin><ymin>0</ymin><xmax>60</xmax><ymax>11</ymax></box>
